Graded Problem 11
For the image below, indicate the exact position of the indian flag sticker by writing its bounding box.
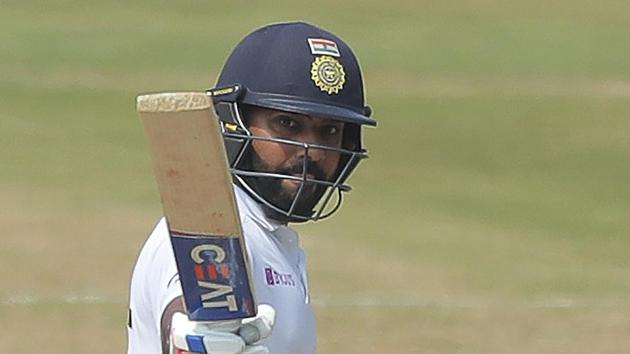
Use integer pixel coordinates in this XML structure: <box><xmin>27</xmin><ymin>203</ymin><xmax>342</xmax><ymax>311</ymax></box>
<box><xmin>307</xmin><ymin>38</ymin><xmax>341</xmax><ymax>57</ymax></box>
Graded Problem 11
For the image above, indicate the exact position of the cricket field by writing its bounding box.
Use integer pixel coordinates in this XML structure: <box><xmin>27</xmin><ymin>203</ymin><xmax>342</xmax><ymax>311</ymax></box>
<box><xmin>1</xmin><ymin>0</ymin><xmax>630</xmax><ymax>352</ymax></box>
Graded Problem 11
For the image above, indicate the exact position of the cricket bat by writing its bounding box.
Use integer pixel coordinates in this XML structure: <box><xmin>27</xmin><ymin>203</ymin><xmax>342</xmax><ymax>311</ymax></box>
<box><xmin>136</xmin><ymin>92</ymin><xmax>256</xmax><ymax>321</ymax></box>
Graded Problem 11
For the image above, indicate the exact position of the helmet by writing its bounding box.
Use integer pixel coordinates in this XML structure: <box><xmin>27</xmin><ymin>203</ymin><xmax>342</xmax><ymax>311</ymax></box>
<box><xmin>207</xmin><ymin>22</ymin><xmax>376</xmax><ymax>222</ymax></box>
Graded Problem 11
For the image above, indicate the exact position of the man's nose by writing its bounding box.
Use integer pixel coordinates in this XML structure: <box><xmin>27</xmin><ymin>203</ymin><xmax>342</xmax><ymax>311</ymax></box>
<box><xmin>294</xmin><ymin>145</ymin><xmax>326</xmax><ymax>163</ymax></box>
<box><xmin>295</xmin><ymin>132</ymin><xmax>327</xmax><ymax>162</ymax></box>
<box><xmin>306</xmin><ymin>146</ymin><xmax>326</xmax><ymax>162</ymax></box>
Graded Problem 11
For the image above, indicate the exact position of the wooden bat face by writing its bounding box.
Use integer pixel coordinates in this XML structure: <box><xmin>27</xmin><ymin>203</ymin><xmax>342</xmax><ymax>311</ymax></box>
<box><xmin>137</xmin><ymin>92</ymin><xmax>255</xmax><ymax>320</ymax></box>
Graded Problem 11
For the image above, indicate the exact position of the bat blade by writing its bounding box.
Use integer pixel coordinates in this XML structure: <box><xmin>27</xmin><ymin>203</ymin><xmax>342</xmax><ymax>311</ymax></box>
<box><xmin>137</xmin><ymin>92</ymin><xmax>255</xmax><ymax>321</ymax></box>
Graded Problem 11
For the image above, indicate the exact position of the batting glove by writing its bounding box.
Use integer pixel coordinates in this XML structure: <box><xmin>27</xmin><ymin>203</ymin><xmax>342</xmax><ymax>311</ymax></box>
<box><xmin>170</xmin><ymin>304</ymin><xmax>275</xmax><ymax>354</ymax></box>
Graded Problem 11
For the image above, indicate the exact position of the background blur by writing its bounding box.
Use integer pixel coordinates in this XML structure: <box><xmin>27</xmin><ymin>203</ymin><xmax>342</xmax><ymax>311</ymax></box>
<box><xmin>2</xmin><ymin>0</ymin><xmax>630</xmax><ymax>353</ymax></box>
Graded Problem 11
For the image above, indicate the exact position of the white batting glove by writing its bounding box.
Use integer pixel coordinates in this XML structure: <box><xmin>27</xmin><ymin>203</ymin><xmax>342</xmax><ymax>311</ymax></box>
<box><xmin>170</xmin><ymin>304</ymin><xmax>275</xmax><ymax>354</ymax></box>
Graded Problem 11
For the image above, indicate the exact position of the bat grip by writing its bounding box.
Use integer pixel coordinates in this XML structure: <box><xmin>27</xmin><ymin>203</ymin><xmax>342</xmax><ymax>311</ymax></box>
<box><xmin>197</xmin><ymin>319</ymin><xmax>260</xmax><ymax>345</ymax></box>
<box><xmin>239</xmin><ymin>323</ymin><xmax>261</xmax><ymax>344</ymax></box>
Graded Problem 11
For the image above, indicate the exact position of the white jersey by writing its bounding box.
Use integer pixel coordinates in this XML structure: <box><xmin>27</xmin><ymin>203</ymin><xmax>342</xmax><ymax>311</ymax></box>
<box><xmin>127</xmin><ymin>186</ymin><xmax>316</xmax><ymax>354</ymax></box>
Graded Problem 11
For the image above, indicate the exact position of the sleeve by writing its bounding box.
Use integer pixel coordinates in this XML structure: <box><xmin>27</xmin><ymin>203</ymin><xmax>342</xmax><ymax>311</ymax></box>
<box><xmin>127</xmin><ymin>218</ymin><xmax>183</xmax><ymax>354</ymax></box>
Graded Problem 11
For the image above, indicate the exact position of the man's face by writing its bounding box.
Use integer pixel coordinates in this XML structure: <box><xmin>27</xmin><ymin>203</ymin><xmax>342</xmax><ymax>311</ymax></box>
<box><xmin>242</xmin><ymin>106</ymin><xmax>345</xmax><ymax>218</ymax></box>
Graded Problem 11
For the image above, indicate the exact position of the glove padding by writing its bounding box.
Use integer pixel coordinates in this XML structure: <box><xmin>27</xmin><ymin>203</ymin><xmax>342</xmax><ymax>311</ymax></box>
<box><xmin>170</xmin><ymin>304</ymin><xmax>275</xmax><ymax>354</ymax></box>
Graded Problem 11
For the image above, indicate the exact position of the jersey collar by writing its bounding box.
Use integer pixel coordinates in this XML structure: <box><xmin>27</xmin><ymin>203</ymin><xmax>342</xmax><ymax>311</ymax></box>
<box><xmin>234</xmin><ymin>185</ymin><xmax>282</xmax><ymax>232</ymax></box>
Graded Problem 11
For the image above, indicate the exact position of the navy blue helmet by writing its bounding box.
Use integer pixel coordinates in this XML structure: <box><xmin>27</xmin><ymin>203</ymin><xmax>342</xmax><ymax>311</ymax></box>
<box><xmin>207</xmin><ymin>22</ymin><xmax>376</xmax><ymax>222</ymax></box>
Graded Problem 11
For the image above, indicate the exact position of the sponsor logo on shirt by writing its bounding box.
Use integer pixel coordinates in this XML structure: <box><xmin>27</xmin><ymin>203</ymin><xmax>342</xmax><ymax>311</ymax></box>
<box><xmin>265</xmin><ymin>266</ymin><xmax>296</xmax><ymax>287</ymax></box>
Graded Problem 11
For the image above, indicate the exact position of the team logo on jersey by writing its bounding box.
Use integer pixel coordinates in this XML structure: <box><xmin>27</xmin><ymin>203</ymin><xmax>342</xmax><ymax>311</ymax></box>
<box><xmin>307</xmin><ymin>38</ymin><xmax>341</xmax><ymax>57</ymax></box>
<box><xmin>310</xmin><ymin>56</ymin><xmax>346</xmax><ymax>95</ymax></box>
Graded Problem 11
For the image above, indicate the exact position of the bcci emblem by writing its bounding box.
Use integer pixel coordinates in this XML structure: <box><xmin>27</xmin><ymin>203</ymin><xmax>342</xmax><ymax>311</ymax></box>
<box><xmin>310</xmin><ymin>56</ymin><xmax>346</xmax><ymax>95</ymax></box>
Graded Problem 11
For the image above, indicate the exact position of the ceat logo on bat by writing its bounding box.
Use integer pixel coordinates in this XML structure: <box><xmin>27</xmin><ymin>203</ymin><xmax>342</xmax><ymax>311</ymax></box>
<box><xmin>190</xmin><ymin>244</ymin><xmax>237</xmax><ymax>311</ymax></box>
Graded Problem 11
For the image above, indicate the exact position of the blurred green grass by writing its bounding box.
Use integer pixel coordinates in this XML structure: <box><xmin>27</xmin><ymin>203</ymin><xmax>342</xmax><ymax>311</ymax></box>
<box><xmin>2</xmin><ymin>0</ymin><xmax>630</xmax><ymax>353</ymax></box>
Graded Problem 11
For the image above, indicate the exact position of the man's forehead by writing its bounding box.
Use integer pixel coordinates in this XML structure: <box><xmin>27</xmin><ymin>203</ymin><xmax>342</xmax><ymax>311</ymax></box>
<box><xmin>259</xmin><ymin>107</ymin><xmax>343</xmax><ymax>125</ymax></box>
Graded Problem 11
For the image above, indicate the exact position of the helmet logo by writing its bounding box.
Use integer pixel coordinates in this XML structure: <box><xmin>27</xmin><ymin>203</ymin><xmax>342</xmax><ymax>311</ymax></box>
<box><xmin>310</xmin><ymin>56</ymin><xmax>346</xmax><ymax>95</ymax></box>
<box><xmin>307</xmin><ymin>38</ymin><xmax>341</xmax><ymax>57</ymax></box>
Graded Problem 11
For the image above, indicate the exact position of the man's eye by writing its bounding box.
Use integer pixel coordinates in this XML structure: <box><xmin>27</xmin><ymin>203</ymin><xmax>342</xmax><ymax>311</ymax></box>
<box><xmin>279</xmin><ymin>118</ymin><xmax>297</xmax><ymax>128</ymax></box>
<box><xmin>326</xmin><ymin>126</ymin><xmax>340</xmax><ymax>135</ymax></box>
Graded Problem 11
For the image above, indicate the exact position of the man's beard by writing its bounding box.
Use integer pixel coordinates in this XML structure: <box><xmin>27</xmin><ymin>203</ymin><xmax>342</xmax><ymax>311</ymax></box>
<box><xmin>239</xmin><ymin>149</ymin><xmax>330</xmax><ymax>223</ymax></box>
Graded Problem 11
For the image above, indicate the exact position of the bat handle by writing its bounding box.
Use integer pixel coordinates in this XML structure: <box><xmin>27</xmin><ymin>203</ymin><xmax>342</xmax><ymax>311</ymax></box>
<box><xmin>239</xmin><ymin>322</ymin><xmax>261</xmax><ymax>344</ymax></box>
<box><xmin>197</xmin><ymin>319</ymin><xmax>260</xmax><ymax>344</ymax></box>
<box><xmin>238</xmin><ymin>304</ymin><xmax>276</xmax><ymax>345</ymax></box>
